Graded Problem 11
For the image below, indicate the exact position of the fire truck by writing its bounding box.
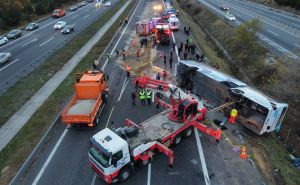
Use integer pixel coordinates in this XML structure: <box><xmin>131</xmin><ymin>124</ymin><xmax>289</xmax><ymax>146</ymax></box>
<box><xmin>154</xmin><ymin>23</ymin><xmax>171</xmax><ymax>45</ymax></box>
<box><xmin>88</xmin><ymin>75</ymin><xmax>221</xmax><ymax>184</ymax></box>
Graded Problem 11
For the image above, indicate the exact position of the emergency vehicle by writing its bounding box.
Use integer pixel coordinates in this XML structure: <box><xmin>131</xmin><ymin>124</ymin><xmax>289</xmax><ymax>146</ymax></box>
<box><xmin>154</xmin><ymin>23</ymin><xmax>171</xmax><ymax>44</ymax></box>
<box><xmin>168</xmin><ymin>14</ymin><xmax>179</xmax><ymax>31</ymax></box>
<box><xmin>89</xmin><ymin>75</ymin><xmax>221</xmax><ymax>183</ymax></box>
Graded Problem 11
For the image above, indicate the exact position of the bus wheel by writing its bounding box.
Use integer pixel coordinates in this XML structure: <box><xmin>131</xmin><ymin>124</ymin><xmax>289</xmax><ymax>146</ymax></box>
<box><xmin>119</xmin><ymin>167</ymin><xmax>132</xmax><ymax>182</ymax></box>
<box><xmin>183</xmin><ymin>128</ymin><xmax>193</xmax><ymax>137</ymax></box>
<box><xmin>173</xmin><ymin>135</ymin><xmax>182</xmax><ymax>145</ymax></box>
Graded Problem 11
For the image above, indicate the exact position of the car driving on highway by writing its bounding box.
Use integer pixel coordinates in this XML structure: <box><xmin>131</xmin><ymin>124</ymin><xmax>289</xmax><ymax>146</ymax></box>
<box><xmin>62</xmin><ymin>25</ymin><xmax>75</xmax><ymax>34</ymax></box>
<box><xmin>0</xmin><ymin>36</ymin><xmax>8</xmax><ymax>46</ymax></box>
<box><xmin>226</xmin><ymin>13</ymin><xmax>236</xmax><ymax>21</ymax></box>
<box><xmin>6</xmin><ymin>30</ymin><xmax>22</xmax><ymax>39</ymax></box>
<box><xmin>26</xmin><ymin>22</ymin><xmax>39</xmax><ymax>31</ymax></box>
<box><xmin>54</xmin><ymin>21</ymin><xmax>67</xmax><ymax>29</ymax></box>
<box><xmin>0</xmin><ymin>52</ymin><xmax>12</xmax><ymax>65</ymax></box>
<box><xmin>69</xmin><ymin>6</ymin><xmax>78</xmax><ymax>11</ymax></box>
<box><xmin>104</xmin><ymin>1</ymin><xmax>111</xmax><ymax>6</ymax></box>
<box><xmin>220</xmin><ymin>5</ymin><xmax>229</xmax><ymax>11</ymax></box>
<box><xmin>52</xmin><ymin>9</ymin><xmax>66</xmax><ymax>18</ymax></box>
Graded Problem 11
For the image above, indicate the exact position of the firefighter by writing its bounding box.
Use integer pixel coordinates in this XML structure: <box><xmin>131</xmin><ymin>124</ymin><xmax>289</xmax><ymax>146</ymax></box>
<box><xmin>229</xmin><ymin>108</ymin><xmax>238</xmax><ymax>124</ymax></box>
<box><xmin>146</xmin><ymin>89</ymin><xmax>152</xmax><ymax>105</ymax></box>
<box><xmin>163</xmin><ymin>55</ymin><xmax>167</xmax><ymax>68</ymax></box>
<box><xmin>169</xmin><ymin>57</ymin><xmax>173</xmax><ymax>69</ymax></box>
<box><xmin>139</xmin><ymin>89</ymin><xmax>146</xmax><ymax>105</ymax></box>
<box><xmin>156</xmin><ymin>72</ymin><xmax>161</xmax><ymax>80</ymax></box>
<box><xmin>122</xmin><ymin>49</ymin><xmax>126</xmax><ymax>60</ymax></box>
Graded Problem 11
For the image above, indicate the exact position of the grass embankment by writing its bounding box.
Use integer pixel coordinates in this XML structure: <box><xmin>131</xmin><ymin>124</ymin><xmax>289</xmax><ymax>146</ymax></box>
<box><xmin>0</xmin><ymin>0</ymin><xmax>135</xmax><ymax>184</ymax></box>
<box><xmin>174</xmin><ymin>0</ymin><xmax>300</xmax><ymax>184</ymax></box>
<box><xmin>0</xmin><ymin>1</ymin><xmax>122</xmax><ymax>128</ymax></box>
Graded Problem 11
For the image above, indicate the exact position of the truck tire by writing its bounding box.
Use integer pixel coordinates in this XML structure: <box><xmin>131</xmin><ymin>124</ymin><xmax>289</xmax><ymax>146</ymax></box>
<box><xmin>118</xmin><ymin>167</ymin><xmax>132</xmax><ymax>182</ymax></box>
<box><xmin>183</xmin><ymin>127</ymin><xmax>193</xmax><ymax>137</ymax></box>
<box><xmin>93</xmin><ymin>116</ymin><xmax>99</xmax><ymax>127</ymax></box>
<box><xmin>173</xmin><ymin>135</ymin><xmax>182</xmax><ymax>145</ymax></box>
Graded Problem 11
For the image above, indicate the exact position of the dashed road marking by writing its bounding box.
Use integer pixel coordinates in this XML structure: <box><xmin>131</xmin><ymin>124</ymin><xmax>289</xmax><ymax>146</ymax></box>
<box><xmin>0</xmin><ymin>59</ymin><xmax>20</xmax><ymax>71</ymax></box>
<box><xmin>83</xmin><ymin>14</ymin><xmax>90</xmax><ymax>19</ymax></box>
<box><xmin>72</xmin><ymin>15</ymin><xmax>79</xmax><ymax>19</ymax></box>
<box><xmin>40</xmin><ymin>37</ymin><xmax>55</xmax><ymax>47</ymax></box>
<box><xmin>147</xmin><ymin>163</ymin><xmax>152</xmax><ymax>185</ymax></box>
<box><xmin>90</xmin><ymin>173</ymin><xmax>97</xmax><ymax>185</ymax></box>
<box><xmin>105</xmin><ymin>106</ymin><xmax>115</xmax><ymax>128</ymax></box>
<box><xmin>267</xmin><ymin>30</ymin><xmax>279</xmax><ymax>37</ymax></box>
<box><xmin>21</xmin><ymin>38</ymin><xmax>38</xmax><ymax>47</ymax></box>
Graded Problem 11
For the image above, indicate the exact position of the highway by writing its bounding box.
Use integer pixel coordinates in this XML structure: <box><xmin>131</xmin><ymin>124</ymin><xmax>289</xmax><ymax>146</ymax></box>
<box><xmin>9</xmin><ymin>0</ymin><xmax>266</xmax><ymax>185</ymax></box>
<box><xmin>0</xmin><ymin>0</ymin><xmax>120</xmax><ymax>94</ymax></box>
<box><xmin>198</xmin><ymin>0</ymin><xmax>300</xmax><ymax>59</ymax></box>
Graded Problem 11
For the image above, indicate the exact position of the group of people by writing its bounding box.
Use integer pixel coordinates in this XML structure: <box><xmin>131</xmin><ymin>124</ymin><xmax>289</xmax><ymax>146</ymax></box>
<box><xmin>131</xmin><ymin>89</ymin><xmax>152</xmax><ymax>106</ymax></box>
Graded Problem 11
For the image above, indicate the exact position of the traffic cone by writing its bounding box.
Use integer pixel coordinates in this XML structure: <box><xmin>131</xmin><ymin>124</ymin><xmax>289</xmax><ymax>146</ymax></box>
<box><xmin>240</xmin><ymin>145</ymin><xmax>247</xmax><ymax>159</ymax></box>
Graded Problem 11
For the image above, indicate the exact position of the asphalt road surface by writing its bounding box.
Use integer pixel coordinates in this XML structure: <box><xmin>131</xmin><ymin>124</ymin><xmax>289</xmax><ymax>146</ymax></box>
<box><xmin>11</xmin><ymin>0</ymin><xmax>266</xmax><ymax>185</ymax></box>
<box><xmin>198</xmin><ymin>0</ymin><xmax>300</xmax><ymax>59</ymax></box>
<box><xmin>0</xmin><ymin>0</ymin><xmax>120</xmax><ymax>94</ymax></box>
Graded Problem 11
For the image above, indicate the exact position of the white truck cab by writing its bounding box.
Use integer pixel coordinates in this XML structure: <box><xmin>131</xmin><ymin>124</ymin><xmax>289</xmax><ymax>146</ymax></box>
<box><xmin>168</xmin><ymin>15</ymin><xmax>179</xmax><ymax>31</ymax></box>
<box><xmin>89</xmin><ymin>128</ymin><xmax>131</xmax><ymax>184</ymax></box>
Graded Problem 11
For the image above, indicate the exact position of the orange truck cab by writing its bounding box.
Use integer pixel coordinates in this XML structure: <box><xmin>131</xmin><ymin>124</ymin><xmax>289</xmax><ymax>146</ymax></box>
<box><xmin>52</xmin><ymin>9</ymin><xmax>66</xmax><ymax>18</ymax></box>
<box><xmin>61</xmin><ymin>71</ymin><xmax>108</xmax><ymax>127</ymax></box>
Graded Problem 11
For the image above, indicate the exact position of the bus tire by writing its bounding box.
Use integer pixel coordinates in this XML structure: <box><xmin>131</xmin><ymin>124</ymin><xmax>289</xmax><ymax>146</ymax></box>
<box><xmin>118</xmin><ymin>167</ymin><xmax>132</xmax><ymax>182</ymax></box>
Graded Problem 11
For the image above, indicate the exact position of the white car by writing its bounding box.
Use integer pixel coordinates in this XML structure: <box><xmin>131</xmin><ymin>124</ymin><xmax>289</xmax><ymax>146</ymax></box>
<box><xmin>0</xmin><ymin>52</ymin><xmax>12</xmax><ymax>65</ymax></box>
<box><xmin>104</xmin><ymin>1</ymin><xmax>111</xmax><ymax>6</ymax></box>
<box><xmin>54</xmin><ymin>21</ymin><xmax>67</xmax><ymax>29</ymax></box>
<box><xmin>0</xmin><ymin>36</ymin><xmax>8</xmax><ymax>46</ymax></box>
<box><xmin>226</xmin><ymin>14</ymin><xmax>236</xmax><ymax>21</ymax></box>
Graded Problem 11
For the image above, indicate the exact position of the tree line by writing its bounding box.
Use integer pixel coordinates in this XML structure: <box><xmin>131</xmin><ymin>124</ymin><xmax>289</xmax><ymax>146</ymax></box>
<box><xmin>0</xmin><ymin>0</ymin><xmax>77</xmax><ymax>30</ymax></box>
<box><xmin>275</xmin><ymin>0</ymin><xmax>300</xmax><ymax>9</ymax></box>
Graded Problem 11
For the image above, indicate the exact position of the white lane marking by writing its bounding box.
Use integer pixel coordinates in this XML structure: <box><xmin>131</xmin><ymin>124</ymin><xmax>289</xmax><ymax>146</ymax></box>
<box><xmin>21</xmin><ymin>38</ymin><xmax>38</xmax><ymax>47</ymax></box>
<box><xmin>91</xmin><ymin>173</ymin><xmax>97</xmax><ymax>185</ymax></box>
<box><xmin>83</xmin><ymin>14</ymin><xmax>90</xmax><ymax>19</ymax></box>
<box><xmin>117</xmin><ymin>79</ymin><xmax>129</xmax><ymax>102</ymax></box>
<box><xmin>40</xmin><ymin>37</ymin><xmax>55</xmax><ymax>47</ymax></box>
<box><xmin>267</xmin><ymin>30</ymin><xmax>279</xmax><ymax>37</ymax></box>
<box><xmin>152</xmin><ymin>91</ymin><xmax>154</xmax><ymax>102</ymax></box>
<box><xmin>72</xmin><ymin>15</ymin><xmax>79</xmax><ymax>19</ymax></box>
<box><xmin>194</xmin><ymin>128</ymin><xmax>211</xmax><ymax>185</ymax></box>
<box><xmin>102</xmin><ymin>0</ymin><xmax>142</xmax><ymax>70</ymax></box>
<box><xmin>105</xmin><ymin>106</ymin><xmax>115</xmax><ymax>128</ymax></box>
<box><xmin>0</xmin><ymin>59</ymin><xmax>20</xmax><ymax>71</ymax></box>
<box><xmin>32</xmin><ymin>129</ymin><xmax>68</xmax><ymax>185</ymax></box>
<box><xmin>147</xmin><ymin>163</ymin><xmax>151</xmax><ymax>185</ymax></box>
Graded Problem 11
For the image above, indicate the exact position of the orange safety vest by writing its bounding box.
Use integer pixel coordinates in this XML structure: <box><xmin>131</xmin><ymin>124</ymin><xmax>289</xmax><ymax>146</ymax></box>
<box><xmin>230</xmin><ymin>109</ymin><xmax>238</xmax><ymax>118</ymax></box>
<box><xmin>126</xmin><ymin>65</ymin><xmax>131</xmax><ymax>72</ymax></box>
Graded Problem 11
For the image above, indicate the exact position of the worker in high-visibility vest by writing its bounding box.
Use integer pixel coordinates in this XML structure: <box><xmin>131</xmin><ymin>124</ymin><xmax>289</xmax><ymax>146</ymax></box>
<box><xmin>139</xmin><ymin>89</ymin><xmax>146</xmax><ymax>105</ymax></box>
<box><xmin>126</xmin><ymin>65</ymin><xmax>131</xmax><ymax>78</ymax></box>
<box><xmin>229</xmin><ymin>108</ymin><xmax>238</xmax><ymax>124</ymax></box>
<box><xmin>146</xmin><ymin>89</ymin><xmax>152</xmax><ymax>105</ymax></box>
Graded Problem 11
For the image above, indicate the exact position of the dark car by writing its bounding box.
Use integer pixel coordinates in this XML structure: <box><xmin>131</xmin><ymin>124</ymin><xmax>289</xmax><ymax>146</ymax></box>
<box><xmin>86</xmin><ymin>0</ymin><xmax>94</xmax><ymax>2</ymax></box>
<box><xmin>26</xmin><ymin>22</ymin><xmax>39</xmax><ymax>31</ymax></box>
<box><xmin>220</xmin><ymin>5</ymin><xmax>229</xmax><ymax>11</ymax></box>
<box><xmin>6</xmin><ymin>30</ymin><xmax>22</xmax><ymax>39</ymax></box>
<box><xmin>69</xmin><ymin>6</ymin><xmax>78</xmax><ymax>11</ymax></box>
<box><xmin>61</xmin><ymin>25</ymin><xmax>75</xmax><ymax>34</ymax></box>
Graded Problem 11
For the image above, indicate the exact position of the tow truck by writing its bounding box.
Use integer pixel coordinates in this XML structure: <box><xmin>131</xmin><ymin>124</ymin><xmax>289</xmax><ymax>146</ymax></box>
<box><xmin>88</xmin><ymin>75</ymin><xmax>221</xmax><ymax>183</ymax></box>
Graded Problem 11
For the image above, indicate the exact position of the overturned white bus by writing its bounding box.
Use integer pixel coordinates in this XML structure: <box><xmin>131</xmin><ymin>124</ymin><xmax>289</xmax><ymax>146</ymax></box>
<box><xmin>176</xmin><ymin>60</ymin><xmax>288</xmax><ymax>135</ymax></box>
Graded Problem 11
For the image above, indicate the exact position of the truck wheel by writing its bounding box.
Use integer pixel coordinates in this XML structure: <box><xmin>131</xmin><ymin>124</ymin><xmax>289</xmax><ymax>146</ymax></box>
<box><xmin>173</xmin><ymin>135</ymin><xmax>182</xmax><ymax>145</ymax></box>
<box><xmin>183</xmin><ymin>128</ymin><xmax>193</xmax><ymax>137</ymax></box>
<box><xmin>118</xmin><ymin>168</ymin><xmax>131</xmax><ymax>182</ymax></box>
<box><xmin>93</xmin><ymin>116</ymin><xmax>99</xmax><ymax>127</ymax></box>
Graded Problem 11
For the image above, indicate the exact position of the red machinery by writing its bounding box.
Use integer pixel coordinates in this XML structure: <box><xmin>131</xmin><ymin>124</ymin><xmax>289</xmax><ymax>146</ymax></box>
<box><xmin>154</xmin><ymin>23</ymin><xmax>171</xmax><ymax>45</ymax></box>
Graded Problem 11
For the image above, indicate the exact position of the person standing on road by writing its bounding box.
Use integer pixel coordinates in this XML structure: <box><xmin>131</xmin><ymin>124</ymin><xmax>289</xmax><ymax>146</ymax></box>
<box><xmin>93</xmin><ymin>60</ymin><xmax>99</xmax><ymax>70</ymax></box>
<box><xmin>131</xmin><ymin>90</ymin><xmax>136</xmax><ymax>105</ymax></box>
<box><xmin>136</xmin><ymin>48</ymin><xmax>140</xmax><ymax>59</ymax></box>
<box><xmin>156</xmin><ymin>72</ymin><xmax>161</xmax><ymax>80</ymax></box>
<box><xmin>146</xmin><ymin>89</ymin><xmax>152</xmax><ymax>105</ymax></box>
<box><xmin>183</xmin><ymin>50</ymin><xmax>188</xmax><ymax>60</ymax></box>
<box><xmin>139</xmin><ymin>89</ymin><xmax>146</xmax><ymax>105</ymax></box>
<box><xmin>115</xmin><ymin>49</ymin><xmax>119</xmax><ymax>57</ymax></box>
<box><xmin>169</xmin><ymin>56</ymin><xmax>173</xmax><ymax>69</ymax></box>
<box><xmin>107</xmin><ymin>52</ymin><xmax>112</xmax><ymax>62</ymax></box>
<box><xmin>163</xmin><ymin>55</ymin><xmax>167</xmax><ymax>68</ymax></box>
<box><xmin>229</xmin><ymin>108</ymin><xmax>238</xmax><ymax>124</ymax></box>
<box><xmin>122</xmin><ymin>49</ymin><xmax>126</xmax><ymax>60</ymax></box>
<box><xmin>126</xmin><ymin>64</ymin><xmax>131</xmax><ymax>78</ymax></box>
<box><xmin>125</xmin><ymin>17</ymin><xmax>129</xmax><ymax>25</ymax></box>
<box><xmin>119</xmin><ymin>20</ymin><xmax>123</xmax><ymax>27</ymax></box>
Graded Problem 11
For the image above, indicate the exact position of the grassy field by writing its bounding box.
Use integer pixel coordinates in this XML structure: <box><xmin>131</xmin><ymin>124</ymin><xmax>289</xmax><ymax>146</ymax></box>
<box><xmin>0</xmin><ymin>0</ymin><xmax>135</xmax><ymax>184</ymax></box>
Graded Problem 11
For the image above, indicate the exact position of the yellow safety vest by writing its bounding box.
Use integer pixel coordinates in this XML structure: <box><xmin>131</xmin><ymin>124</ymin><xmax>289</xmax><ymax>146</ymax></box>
<box><xmin>231</xmin><ymin>109</ymin><xmax>238</xmax><ymax>117</ymax></box>
<box><xmin>146</xmin><ymin>90</ymin><xmax>152</xmax><ymax>99</ymax></box>
<box><xmin>139</xmin><ymin>91</ymin><xmax>145</xmax><ymax>100</ymax></box>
